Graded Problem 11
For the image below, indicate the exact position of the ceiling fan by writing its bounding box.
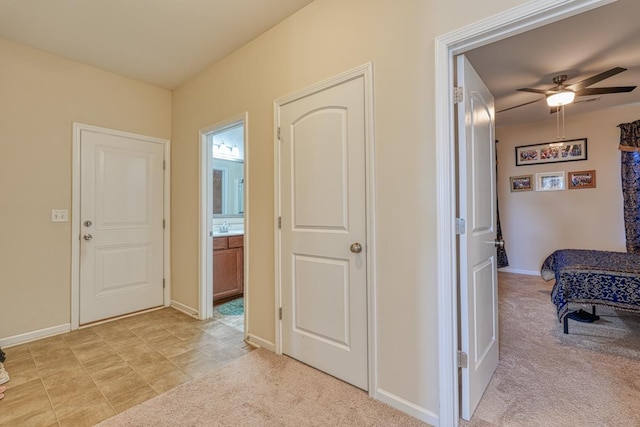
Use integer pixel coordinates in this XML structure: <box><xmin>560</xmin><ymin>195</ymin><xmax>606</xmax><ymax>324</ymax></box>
<box><xmin>498</xmin><ymin>67</ymin><xmax>637</xmax><ymax>113</ymax></box>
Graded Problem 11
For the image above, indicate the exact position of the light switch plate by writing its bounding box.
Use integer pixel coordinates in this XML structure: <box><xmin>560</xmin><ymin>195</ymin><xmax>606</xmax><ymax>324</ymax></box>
<box><xmin>51</xmin><ymin>209</ymin><xmax>68</xmax><ymax>222</ymax></box>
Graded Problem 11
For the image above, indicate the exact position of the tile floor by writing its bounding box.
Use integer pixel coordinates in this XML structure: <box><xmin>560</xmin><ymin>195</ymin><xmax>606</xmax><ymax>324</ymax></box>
<box><xmin>0</xmin><ymin>306</ymin><xmax>251</xmax><ymax>426</ymax></box>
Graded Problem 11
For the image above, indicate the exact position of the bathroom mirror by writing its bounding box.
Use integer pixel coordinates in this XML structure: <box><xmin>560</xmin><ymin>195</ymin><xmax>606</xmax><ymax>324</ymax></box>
<box><xmin>213</xmin><ymin>158</ymin><xmax>244</xmax><ymax>217</ymax></box>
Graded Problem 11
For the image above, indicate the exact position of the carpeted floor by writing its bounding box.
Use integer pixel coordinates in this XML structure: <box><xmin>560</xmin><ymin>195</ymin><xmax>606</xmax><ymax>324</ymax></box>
<box><xmin>96</xmin><ymin>348</ymin><xmax>428</xmax><ymax>427</ymax></box>
<box><xmin>462</xmin><ymin>272</ymin><xmax>640</xmax><ymax>426</ymax></box>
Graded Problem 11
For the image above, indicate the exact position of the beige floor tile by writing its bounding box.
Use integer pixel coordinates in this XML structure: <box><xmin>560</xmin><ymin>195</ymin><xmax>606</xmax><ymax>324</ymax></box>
<box><xmin>146</xmin><ymin>367</ymin><xmax>192</xmax><ymax>394</ymax></box>
<box><xmin>89</xmin><ymin>362</ymin><xmax>135</xmax><ymax>385</ymax></box>
<box><xmin>145</xmin><ymin>333</ymin><xmax>184</xmax><ymax>350</ymax></box>
<box><xmin>107</xmin><ymin>383</ymin><xmax>158</xmax><ymax>413</ymax></box>
<box><xmin>0</xmin><ymin>379</ymin><xmax>55</xmax><ymax>425</ymax></box>
<box><xmin>2</xmin><ymin>344</ymin><xmax>32</xmax><ymax>363</ymax></box>
<box><xmin>0</xmin><ymin>307</ymin><xmax>246</xmax><ymax>424</ymax></box>
<box><xmin>114</xmin><ymin>342</ymin><xmax>162</xmax><ymax>362</ymax></box>
<box><xmin>39</xmin><ymin>359</ymin><xmax>86</xmax><ymax>389</ymax></box>
<box><xmin>72</xmin><ymin>339</ymin><xmax>118</xmax><ymax>364</ymax></box>
<box><xmin>82</xmin><ymin>353</ymin><xmax>126</xmax><ymax>374</ymax></box>
<box><xmin>50</xmin><ymin>386</ymin><xmax>114</xmax><ymax>423</ymax></box>
<box><xmin>28</xmin><ymin>335</ymin><xmax>68</xmax><ymax>356</ymax></box>
<box><xmin>62</xmin><ymin>328</ymin><xmax>102</xmax><ymax>347</ymax></box>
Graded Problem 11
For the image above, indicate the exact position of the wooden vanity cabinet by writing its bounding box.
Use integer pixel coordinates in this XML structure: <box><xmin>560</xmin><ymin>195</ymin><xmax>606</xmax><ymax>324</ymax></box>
<box><xmin>213</xmin><ymin>235</ymin><xmax>244</xmax><ymax>302</ymax></box>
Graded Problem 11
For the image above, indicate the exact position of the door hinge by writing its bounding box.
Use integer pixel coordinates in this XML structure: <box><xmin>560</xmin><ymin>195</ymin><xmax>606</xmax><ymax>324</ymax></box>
<box><xmin>457</xmin><ymin>350</ymin><xmax>468</xmax><ymax>368</ymax></box>
<box><xmin>277</xmin><ymin>127</ymin><xmax>281</xmax><ymax>140</ymax></box>
<box><xmin>279</xmin><ymin>307</ymin><xmax>283</xmax><ymax>320</ymax></box>
<box><xmin>163</xmin><ymin>160</ymin><xmax>166</xmax><ymax>170</ymax></box>
<box><xmin>455</xmin><ymin>218</ymin><xmax>466</xmax><ymax>235</ymax></box>
<box><xmin>278</xmin><ymin>216</ymin><xmax>282</xmax><ymax>229</ymax></box>
<box><xmin>163</xmin><ymin>219</ymin><xmax>166</xmax><ymax>229</ymax></box>
<box><xmin>163</xmin><ymin>278</ymin><xmax>166</xmax><ymax>289</ymax></box>
<box><xmin>453</xmin><ymin>86</ymin><xmax>464</xmax><ymax>104</ymax></box>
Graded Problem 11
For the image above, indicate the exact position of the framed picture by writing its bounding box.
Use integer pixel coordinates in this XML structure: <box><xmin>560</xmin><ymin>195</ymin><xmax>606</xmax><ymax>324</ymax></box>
<box><xmin>515</xmin><ymin>138</ymin><xmax>587</xmax><ymax>166</ymax></box>
<box><xmin>509</xmin><ymin>175</ymin><xmax>533</xmax><ymax>192</ymax></box>
<box><xmin>568</xmin><ymin>170</ymin><xmax>596</xmax><ymax>189</ymax></box>
<box><xmin>536</xmin><ymin>171</ymin><xmax>565</xmax><ymax>191</ymax></box>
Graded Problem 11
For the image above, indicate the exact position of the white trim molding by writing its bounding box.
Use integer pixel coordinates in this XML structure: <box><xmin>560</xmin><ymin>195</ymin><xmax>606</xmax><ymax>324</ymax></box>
<box><xmin>171</xmin><ymin>300</ymin><xmax>199</xmax><ymax>318</ymax></box>
<box><xmin>198</xmin><ymin>113</ymin><xmax>249</xmax><ymax>328</ymax></box>
<box><xmin>434</xmin><ymin>1</ymin><xmax>616</xmax><ymax>426</ymax></box>
<box><xmin>0</xmin><ymin>324</ymin><xmax>70</xmax><ymax>348</ymax></box>
<box><xmin>245</xmin><ymin>333</ymin><xmax>275</xmax><ymax>352</ymax></box>
<box><xmin>376</xmin><ymin>388</ymin><xmax>439</xmax><ymax>426</ymax></box>
<box><xmin>498</xmin><ymin>267</ymin><xmax>540</xmax><ymax>276</ymax></box>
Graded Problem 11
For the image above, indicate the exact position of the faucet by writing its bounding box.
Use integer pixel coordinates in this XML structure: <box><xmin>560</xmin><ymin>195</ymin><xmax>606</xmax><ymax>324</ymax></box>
<box><xmin>219</xmin><ymin>221</ymin><xmax>229</xmax><ymax>233</ymax></box>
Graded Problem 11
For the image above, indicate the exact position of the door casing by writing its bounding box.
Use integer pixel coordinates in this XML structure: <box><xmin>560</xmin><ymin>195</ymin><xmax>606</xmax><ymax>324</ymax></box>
<box><xmin>198</xmin><ymin>113</ymin><xmax>249</xmax><ymax>327</ymax></box>
<box><xmin>71</xmin><ymin>122</ymin><xmax>171</xmax><ymax>330</ymax></box>
<box><xmin>434</xmin><ymin>0</ymin><xmax>616</xmax><ymax>425</ymax></box>
<box><xmin>274</xmin><ymin>63</ymin><xmax>377</xmax><ymax>396</ymax></box>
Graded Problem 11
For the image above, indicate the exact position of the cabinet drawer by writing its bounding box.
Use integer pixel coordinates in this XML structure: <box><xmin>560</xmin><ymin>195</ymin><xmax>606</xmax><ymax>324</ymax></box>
<box><xmin>229</xmin><ymin>235</ymin><xmax>244</xmax><ymax>248</ymax></box>
<box><xmin>213</xmin><ymin>237</ymin><xmax>228</xmax><ymax>250</ymax></box>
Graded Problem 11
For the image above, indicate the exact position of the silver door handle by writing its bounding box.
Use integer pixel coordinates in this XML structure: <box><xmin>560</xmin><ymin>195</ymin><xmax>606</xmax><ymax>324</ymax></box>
<box><xmin>84</xmin><ymin>234</ymin><xmax>93</xmax><ymax>241</ymax></box>
<box><xmin>350</xmin><ymin>243</ymin><xmax>362</xmax><ymax>253</ymax></box>
<box><xmin>494</xmin><ymin>239</ymin><xmax>504</xmax><ymax>248</ymax></box>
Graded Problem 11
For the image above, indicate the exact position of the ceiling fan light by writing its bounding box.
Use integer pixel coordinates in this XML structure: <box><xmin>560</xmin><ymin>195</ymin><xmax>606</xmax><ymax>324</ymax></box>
<box><xmin>546</xmin><ymin>91</ymin><xmax>575</xmax><ymax>107</ymax></box>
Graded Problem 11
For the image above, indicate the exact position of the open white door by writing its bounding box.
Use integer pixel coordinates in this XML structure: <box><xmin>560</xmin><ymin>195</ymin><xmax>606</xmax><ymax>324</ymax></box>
<box><xmin>278</xmin><ymin>74</ymin><xmax>368</xmax><ymax>390</ymax></box>
<box><xmin>457</xmin><ymin>54</ymin><xmax>499</xmax><ymax>420</ymax></box>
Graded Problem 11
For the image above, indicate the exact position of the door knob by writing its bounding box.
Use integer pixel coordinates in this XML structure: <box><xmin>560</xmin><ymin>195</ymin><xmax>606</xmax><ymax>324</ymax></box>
<box><xmin>84</xmin><ymin>220</ymin><xmax>92</xmax><ymax>227</ymax></box>
<box><xmin>494</xmin><ymin>239</ymin><xmax>504</xmax><ymax>248</ymax></box>
<box><xmin>83</xmin><ymin>234</ymin><xmax>93</xmax><ymax>241</ymax></box>
<box><xmin>350</xmin><ymin>242</ymin><xmax>363</xmax><ymax>253</ymax></box>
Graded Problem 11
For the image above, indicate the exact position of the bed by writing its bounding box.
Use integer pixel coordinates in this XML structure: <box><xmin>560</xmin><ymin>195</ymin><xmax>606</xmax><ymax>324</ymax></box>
<box><xmin>540</xmin><ymin>249</ymin><xmax>640</xmax><ymax>333</ymax></box>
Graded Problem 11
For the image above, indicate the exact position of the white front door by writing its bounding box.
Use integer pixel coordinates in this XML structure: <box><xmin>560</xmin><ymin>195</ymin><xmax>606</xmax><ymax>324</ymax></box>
<box><xmin>457</xmin><ymin>54</ymin><xmax>499</xmax><ymax>420</ymax></box>
<box><xmin>279</xmin><ymin>75</ymin><xmax>368</xmax><ymax>390</ymax></box>
<box><xmin>79</xmin><ymin>127</ymin><xmax>165</xmax><ymax>325</ymax></box>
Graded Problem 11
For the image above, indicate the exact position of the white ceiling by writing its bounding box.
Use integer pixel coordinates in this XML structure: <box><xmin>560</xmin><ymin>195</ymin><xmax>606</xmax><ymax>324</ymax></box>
<box><xmin>0</xmin><ymin>0</ymin><xmax>314</xmax><ymax>89</ymax></box>
<box><xmin>465</xmin><ymin>0</ymin><xmax>640</xmax><ymax>126</ymax></box>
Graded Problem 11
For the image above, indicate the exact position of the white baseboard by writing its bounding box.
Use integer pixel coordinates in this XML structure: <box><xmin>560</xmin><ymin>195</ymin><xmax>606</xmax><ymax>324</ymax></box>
<box><xmin>498</xmin><ymin>267</ymin><xmax>539</xmax><ymax>276</ymax></box>
<box><xmin>246</xmin><ymin>333</ymin><xmax>275</xmax><ymax>352</ymax></box>
<box><xmin>375</xmin><ymin>387</ymin><xmax>439</xmax><ymax>426</ymax></box>
<box><xmin>0</xmin><ymin>324</ymin><xmax>71</xmax><ymax>348</ymax></box>
<box><xmin>171</xmin><ymin>300</ymin><xmax>199</xmax><ymax>318</ymax></box>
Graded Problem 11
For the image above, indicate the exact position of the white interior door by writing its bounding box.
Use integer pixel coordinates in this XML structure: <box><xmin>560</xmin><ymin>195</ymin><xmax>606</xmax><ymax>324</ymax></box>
<box><xmin>279</xmin><ymin>75</ymin><xmax>368</xmax><ymax>390</ymax></box>
<box><xmin>457</xmin><ymin>54</ymin><xmax>499</xmax><ymax>420</ymax></box>
<box><xmin>80</xmin><ymin>128</ymin><xmax>165</xmax><ymax>325</ymax></box>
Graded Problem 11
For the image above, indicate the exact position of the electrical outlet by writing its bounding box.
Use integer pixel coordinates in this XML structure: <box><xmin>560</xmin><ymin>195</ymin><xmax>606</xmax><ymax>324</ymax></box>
<box><xmin>51</xmin><ymin>209</ymin><xmax>68</xmax><ymax>222</ymax></box>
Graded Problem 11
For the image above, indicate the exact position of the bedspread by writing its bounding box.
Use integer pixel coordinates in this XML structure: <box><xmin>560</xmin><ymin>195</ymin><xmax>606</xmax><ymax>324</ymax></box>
<box><xmin>540</xmin><ymin>249</ymin><xmax>640</xmax><ymax>321</ymax></box>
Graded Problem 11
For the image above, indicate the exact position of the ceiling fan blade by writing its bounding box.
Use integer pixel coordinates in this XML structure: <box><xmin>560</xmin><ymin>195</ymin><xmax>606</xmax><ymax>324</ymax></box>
<box><xmin>565</xmin><ymin>67</ymin><xmax>627</xmax><ymax>92</ymax></box>
<box><xmin>497</xmin><ymin>98</ymin><xmax>542</xmax><ymax>113</ymax></box>
<box><xmin>575</xmin><ymin>86</ymin><xmax>636</xmax><ymax>96</ymax></box>
<box><xmin>517</xmin><ymin>88</ymin><xmax>552</xmax><ymax>95</ymax></box>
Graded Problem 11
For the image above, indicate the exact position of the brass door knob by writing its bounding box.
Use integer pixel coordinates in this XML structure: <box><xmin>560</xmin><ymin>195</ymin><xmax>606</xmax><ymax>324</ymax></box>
<box><xmin>350</xmin><ymin>243</ymin><xmax>363</xmax><ymax>253</ymax></box>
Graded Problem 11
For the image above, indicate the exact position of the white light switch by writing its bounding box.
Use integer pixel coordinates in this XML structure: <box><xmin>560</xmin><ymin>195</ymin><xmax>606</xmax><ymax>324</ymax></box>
<box><xmin>51</xmin><ymin>209</ymin><xmax>68</xmax><ymax>222</ymax></box>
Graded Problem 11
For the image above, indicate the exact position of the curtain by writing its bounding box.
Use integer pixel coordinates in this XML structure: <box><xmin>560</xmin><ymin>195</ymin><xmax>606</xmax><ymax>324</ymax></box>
<box><xmin>618</xmin><ymin>119</ymin><xmax>640</xmax><ymax>253</ymax></box>
<box><xmin>496</xmin><ymin>140</ymin><xmax>509</xmax><ymax>268</ymax></box>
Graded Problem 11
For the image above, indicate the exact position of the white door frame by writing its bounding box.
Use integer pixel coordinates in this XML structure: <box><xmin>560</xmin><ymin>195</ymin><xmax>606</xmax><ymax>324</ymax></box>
<box><xmin>273</xmin><ymin>63</ymin><xmax>377</xmax><ymax>395</ymax></box>
<box><xmin>70</xmin><ymin>122</ymin><xmax>171</xmax><ymax>330</ymax></box>
<box><xmin>198</xmin><ymin>113</ymin><xmax>249</xmax><ymax>324</ymax></box>
<box><xmin>434</xmin><ymin>0</ymin><xmax>616</xmax><ymax>425</ymax></box>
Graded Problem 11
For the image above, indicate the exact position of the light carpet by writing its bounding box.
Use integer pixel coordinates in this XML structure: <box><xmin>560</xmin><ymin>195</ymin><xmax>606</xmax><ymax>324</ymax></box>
<box><xmin>462</xmin><ymin>273</ymin><xmax>640</xmax><ymax>426</ymax></box>
<box><xmin>96</xmin><ymin>348</ymin><xmax>429</xmax><ymax>427</ymax></box>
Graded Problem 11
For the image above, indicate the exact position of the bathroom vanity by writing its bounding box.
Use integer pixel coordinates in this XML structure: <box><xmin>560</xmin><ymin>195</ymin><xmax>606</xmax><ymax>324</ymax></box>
<box><xmin>213</xmin><ymin>234</ymin><xmax>244</xmax><ymax>302</ymax></box>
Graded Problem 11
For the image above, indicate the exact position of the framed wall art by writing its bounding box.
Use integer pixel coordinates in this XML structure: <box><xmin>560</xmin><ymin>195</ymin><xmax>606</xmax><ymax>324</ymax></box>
<box><xmin>515</xmin><ymin>138</ymin><xmax>587</xmax><ymax>166</ymax></box>
<box><xmin>568</xmin><ymin>170</ymin><xmax>596</xmax><ymax>189</ymax></box>
<box><xmin>509</xmin><ymin>175</ymin><xmax>533</xmax><ymax>192</ymax></box>
<box><xmin>536</xmin><ymin>171</ymin><xmax>565</xmax><ymax>191</ymax></box>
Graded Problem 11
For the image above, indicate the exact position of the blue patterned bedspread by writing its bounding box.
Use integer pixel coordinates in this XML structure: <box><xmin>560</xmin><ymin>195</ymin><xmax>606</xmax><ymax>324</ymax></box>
<box><xmin>540</xmin><ymin>249</ymin><xmax>640</xmax><ymax>321</ymax></box>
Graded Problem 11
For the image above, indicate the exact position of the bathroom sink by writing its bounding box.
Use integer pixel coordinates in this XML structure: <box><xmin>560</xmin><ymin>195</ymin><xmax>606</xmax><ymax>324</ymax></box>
<box><xmin>212</xmin><ymin>228</ymin><xmax>244</xmax><ymax>237</ymax></box>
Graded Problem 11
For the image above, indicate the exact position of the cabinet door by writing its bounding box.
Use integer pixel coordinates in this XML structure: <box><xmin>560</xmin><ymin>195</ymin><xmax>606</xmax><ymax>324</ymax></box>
<box><xmin>213</xmin><ymin>248</ymin><xmax>243</xmax><ymax>301</ymax></box>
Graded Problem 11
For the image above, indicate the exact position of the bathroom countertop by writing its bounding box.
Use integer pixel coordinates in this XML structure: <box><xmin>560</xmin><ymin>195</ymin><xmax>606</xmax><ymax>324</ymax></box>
<box><xmin>212</xmin><ymin>230</ymin><xmax>244</xmax><ymax>237</ymax></box>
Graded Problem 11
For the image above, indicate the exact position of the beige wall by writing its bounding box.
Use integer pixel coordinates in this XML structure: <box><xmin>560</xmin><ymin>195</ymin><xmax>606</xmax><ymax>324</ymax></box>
<box><xmin>0</xmin><ymin>38</ymin><xmax>171</xmax><ymax>339</ymax></box>
<box><xmin>497</xmin><ymin>103</ymin><xmax>640</xmax><ymax>273</ymax></box>
<box><xmin>171</xmin><ymin>0</ymin><xmax>528</xmax><ymax>418</ymax></box>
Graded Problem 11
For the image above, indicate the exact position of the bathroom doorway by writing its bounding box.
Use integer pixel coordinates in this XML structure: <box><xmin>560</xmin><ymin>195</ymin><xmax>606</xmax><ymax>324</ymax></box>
<box><xmin>199</xmin><ymin>113</ymin><xmax>247</xmax><ymax>336</ymax></box>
